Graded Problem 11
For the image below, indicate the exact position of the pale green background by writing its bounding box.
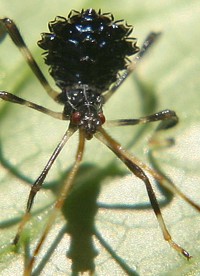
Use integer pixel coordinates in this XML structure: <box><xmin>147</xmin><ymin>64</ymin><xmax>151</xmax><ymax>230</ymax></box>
<box><xmin>0</xmin><ymin>1</ymin><xmax>200</xmax><ymax>275</ymax></box>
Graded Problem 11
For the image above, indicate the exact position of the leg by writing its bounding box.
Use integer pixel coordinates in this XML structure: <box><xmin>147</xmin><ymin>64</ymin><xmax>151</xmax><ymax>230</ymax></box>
<box><xmin>0</xmin><ymin>91</ymin><xmax>65</xmax><ymax>120</ymax></box>
<box><xmin>104</xmin><ymin>32</ymin><xmax>161</xmax><ymax>102</ymax></box>
<box><xmin>24</xmin><ymin>129</ymin><xmax>85</xmax><ymax>275</ymax></box>
<box><xmin>32</xmin><ymin>225</ymin><xmax>67</xmax><ymax>276</ymax></box>
<box><xmin>14</xmin><ymin>125</ymin><xmax>77</xmax><ymax>245</ymax></box>
<box><xmin>105</xmin><ymin>109</ymin><xmax>178</xmax><ymax>128</ymax></box>
<box><xmin>0</xmin><ymin>18</ymin><xmax>58</xmax><ymax>100</ymax></box>
<box><xmin>104</xmin><ymin>109</ymin><xmax>200</xmax><ymax>211</ymax></box>
<box><xmin>96</xmin><ymin>127</ymin><xmax>198</xmax><ymax>259</ymax></box>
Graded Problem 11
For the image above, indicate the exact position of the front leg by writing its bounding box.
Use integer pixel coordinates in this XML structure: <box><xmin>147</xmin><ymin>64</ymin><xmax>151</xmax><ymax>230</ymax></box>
<box><xmin>0</xmin><ymin>18</ymin><xmax>58</xmax><ymax>100</ymax></box>
<box><xmin>0</xmin><ymin>91</ymin><xmax>65</xmax><ymax>120</ymax></box>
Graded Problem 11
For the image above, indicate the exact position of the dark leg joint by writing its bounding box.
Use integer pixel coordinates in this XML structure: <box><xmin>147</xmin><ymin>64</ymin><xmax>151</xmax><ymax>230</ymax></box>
<box><xmin>124</xmin><ymin>158</ymin><xmax>147</xmax><ymax>180</ymax></box>
<box><xmin>0</xmin><ymin>18</ymin><xmax>24</xmax><ymax>48</ymax></box>
<box><xmin>0</xmin><ymin>91</ymin><xmax>26</xmax><ymax>104</ymax></box>
<box><xmin>156</xmin><ymin>110</ymin><xmax>178</xmax><ymax>130</ymax></box>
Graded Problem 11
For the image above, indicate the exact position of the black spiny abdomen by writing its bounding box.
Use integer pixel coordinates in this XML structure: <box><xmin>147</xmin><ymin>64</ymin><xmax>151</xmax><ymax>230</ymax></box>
<box><xmin>38</xmin><ymin>9</ymin><xmax>139</xmax><ymax>92</ymax></box>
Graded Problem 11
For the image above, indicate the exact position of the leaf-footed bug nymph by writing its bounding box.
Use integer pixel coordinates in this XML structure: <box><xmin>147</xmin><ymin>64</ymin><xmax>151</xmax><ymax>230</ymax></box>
<box><xmin>0</xmin><ymin>8</ymin><xmax>199</xmax><ymax>275</ymax></box>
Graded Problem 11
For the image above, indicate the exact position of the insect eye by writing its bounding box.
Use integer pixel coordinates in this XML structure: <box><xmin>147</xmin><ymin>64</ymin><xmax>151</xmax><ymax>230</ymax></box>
<box><xmin>98</xmin><ymin>112</ymin><xmax>105</xmax><ymax>125</ymax></box>
<box><xmin>71</xmin><ymin>111</ymin><xmax>81</xmax><ymax>125</ymax></box>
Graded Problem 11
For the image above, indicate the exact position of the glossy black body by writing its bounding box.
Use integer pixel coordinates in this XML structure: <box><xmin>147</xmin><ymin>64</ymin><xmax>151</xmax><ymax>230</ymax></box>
<box><xmin>38</xmin><ymin>9</ymin><xmax>138</xmax><ymax>91</ymax></box>
<box><xmin>38</xmin><ymin>9</ymin><xmax>139</xmax><ymax>137</ymax></box>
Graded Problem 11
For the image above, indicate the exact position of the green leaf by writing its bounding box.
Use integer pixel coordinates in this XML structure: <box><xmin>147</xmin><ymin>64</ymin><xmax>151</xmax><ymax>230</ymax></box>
<box><xmin>0</xmin><ymin>1</ymin><xmax>200</xmax><ymax>275</ymax></box>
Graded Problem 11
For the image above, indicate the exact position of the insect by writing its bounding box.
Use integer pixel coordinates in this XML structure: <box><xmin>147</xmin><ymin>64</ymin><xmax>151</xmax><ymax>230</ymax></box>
<box><xmin>0</xmin><ymin>8</ymin><xmax>199</xmax><ymax>275</ymax></box>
